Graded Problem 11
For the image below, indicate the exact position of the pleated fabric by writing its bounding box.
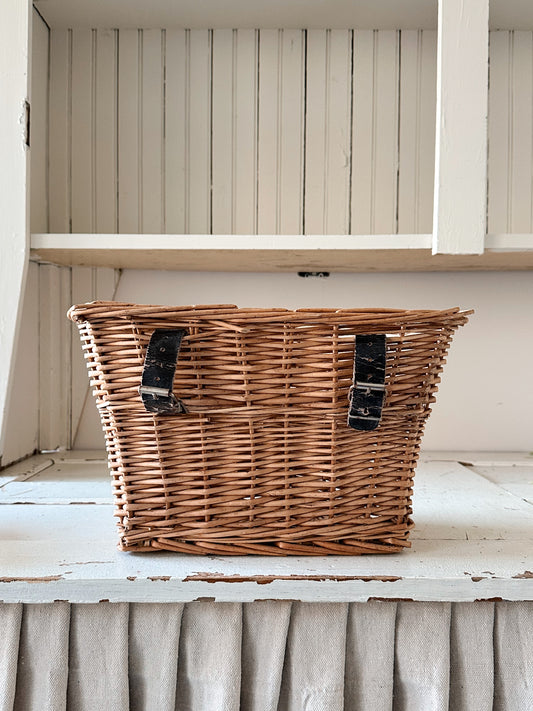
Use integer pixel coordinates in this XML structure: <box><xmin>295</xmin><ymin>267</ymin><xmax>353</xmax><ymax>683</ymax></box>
<box><xmin>13</xmin><ymin>603</ymin><xmax>70</xmax><ymax>711</ymax></box>
<box><xmin>1</xmin><ymin>600</ymin><xmax>533</xmax><ymax>710</ymax></box>
<box><xmin>0</xmin><ymin>604</ymin><xmax>22</xmax><ymax>711</ymax></box>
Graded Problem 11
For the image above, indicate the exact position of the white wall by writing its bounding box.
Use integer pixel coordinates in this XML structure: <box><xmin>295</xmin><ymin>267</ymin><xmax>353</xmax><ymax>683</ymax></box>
<box><xmin>73</xmin><ymin>269</ymin><xmax>533</xmax><ymax>452</ymax></box>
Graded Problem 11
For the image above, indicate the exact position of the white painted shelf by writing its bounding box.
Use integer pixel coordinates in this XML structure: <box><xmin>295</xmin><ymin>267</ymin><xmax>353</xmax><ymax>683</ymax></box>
<box><xmin>30</xmin><ymin>233</ymin><xmax>533</xmax><ymax>272</ymax></box>
<box><xmin>31</xmin><ymin>0</ymin><xmax>533</xmax><ymax>31</ymax></box>
<box><xmin>1</xmin><ymin>450</ymin><xmax>533</xmax><ymax>603</ymax></box>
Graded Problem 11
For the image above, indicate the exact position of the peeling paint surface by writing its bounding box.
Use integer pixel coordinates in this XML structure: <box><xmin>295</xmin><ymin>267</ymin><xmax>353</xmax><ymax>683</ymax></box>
<box><xmin>184</xmin><ymin>574</ymin><xmax>402</xmax><ymax>584</ymax></box>
<box><xmin>0</xmin><ymin>575</ymin><xmax>63</xmax><ymax>584</ymax></box>
<box><xmin>0</xmin><ymin>452</ymin><xmax>532</xmax><ymax>603</ymax></box>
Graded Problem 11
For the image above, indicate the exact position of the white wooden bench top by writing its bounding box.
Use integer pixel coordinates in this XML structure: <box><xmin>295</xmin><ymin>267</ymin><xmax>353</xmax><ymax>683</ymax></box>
<box><xmin>1</xmin><ymin>451</ymin><xmax>532</xmax><ymax>603</ymax></box>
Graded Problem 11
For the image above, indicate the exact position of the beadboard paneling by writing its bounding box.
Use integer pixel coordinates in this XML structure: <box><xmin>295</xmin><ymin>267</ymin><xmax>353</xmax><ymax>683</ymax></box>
<box><xmin>488</xmin><ymin>31</ymin><xmax>533</xmax><ymax>234</ymax></box>
<box><xmin>47</xmin><ymin>28</ymin><xmax>437</xmax><ymax>235</ymax></box>
<box><xmin>42</xmin><ymin>28</ymin><xmax>533</xmax><ymax>236</ymax></box>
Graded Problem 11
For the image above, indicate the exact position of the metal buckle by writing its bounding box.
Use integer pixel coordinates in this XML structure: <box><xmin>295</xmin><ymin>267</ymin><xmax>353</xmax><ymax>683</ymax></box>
<box><xmin>139</xmin><ymin>385</ymin><xmax>172</xmax><ymax>398</ymax></box>
<box><xmin>354</xmin><ymin>381</ymin><xmax>386</xmax><ymax>391</ymax></box>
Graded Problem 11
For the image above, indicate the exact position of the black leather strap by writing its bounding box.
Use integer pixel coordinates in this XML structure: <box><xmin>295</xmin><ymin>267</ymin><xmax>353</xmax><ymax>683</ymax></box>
<box><xmin>348</xmin><ymin>334</ymin><xmax>386</xmax><ymax>431</ymax></box>
<box><xmin>139</xmin><ymin>329</ymin><xmax>187</xmax><ymax>414</ymax></box>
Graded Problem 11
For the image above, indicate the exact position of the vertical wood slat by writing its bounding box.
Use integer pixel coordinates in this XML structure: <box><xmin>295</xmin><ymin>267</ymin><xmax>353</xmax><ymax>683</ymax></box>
<box><xmin>510</xmin><ymin>32</ymin><xmax>533</xmax><ymax>233</ymax></box>
<box><xmin>398</xmin><ymin>30</ymin><xmax>436</xmax><ymax>234</ymax></box>
<box><xmin>325</xmin><ymin>30</ymin><xmax>352</xmax><ymax>234</ymax></box>
<box><xmin>304</xmin><ymin>30</ymin><xmax>327</xmax><ymax>234</ymax></box>
<box><xmin>257</xmin><ymin>29</ymin><xmax>280</xmax><ymax>234</ymax></box>
<box><xmin>279</xmin><ymin>30</ymin><xmax>305</xmax><ymax>234</ymax></box>
<box><xmin>487</xmin><ymin>31</ymin><xmax>533</xmax><ymax>234</ymax></box>
<box><xmin>487</xmin><ymin>32</ymin><xmax>511</xmax><ymax>233</ymax></box>
<box><xmin>258</xmin><ymin>29</ymin><xmax>305</xmax><ymax>234</ymax></box>
<box><xmin>373</xmin><ymin>30</ymin><xmax>399</xmax><ymax>234</ymax></box>
<box><xmin>70</xmin><ymin>267</ymin><xmax>94</xmax><ymax>446</ymax></box>
<box><xmin>95</xmin><ymin>29</ymin><xmax>117</xmax><ymax>233</ymax></box>
<box><xmin>48</xmin><ymin>29</ymin><xmax>70</xmax><ymax>233</ymax></box>
<box><xmin>187</xmin><ymin>30</ymin><xmax>211</xmax><ymax>233</ymax></box>
<box><xmin>164</xmin><ymin>30</ymin><xmax>187</xmax><ymax>234</ymax></box>
<box><xmin>351</xmin><ymin>31</ymin><xmax>375</xmax><ymax>233</ymax></box>
<box><xmin>118</xmin><ymin>29</ymin><xmax>140</xmax><ymax>233</ymax></box>
<box><xmin>30</xmin><ymin>10</ymin><xmax>49</xmax><ymax>234</ymax></box>
<box><xmin>70</xmin><ymin>29</ymin><xmax>94</xmax><ymax>233</ymax></box>
<box><xmin>39</xmin><ymin>265</ymin><xmax>71</xmax><ymax>451</ymax></box>
<box><xmin>398</xmin><ymin>31</ymin><xmax>419</xmax><ymax>234</ymax></box>
<box><xmin>417</xmin><ymin>30</ymin><xmax>437</xmax><ymax>233</ymax></box>
<box><xmin>306</xmin><ymin>30</ymin><xmax>353</xmax><ymax>235</ymax></box>
<box><xmin>211</xmin><ymin>29</ymin><xmax>234</xmax><ymax>234</ymax></box>
<box><xmin>233</xmin><ymin>30</ymin><xmax>257</xmax><ymax>234</ymax></box>
<box><xmin>70</xmin><ymin>267</ymin><xmax>118</xmax><ymax>447</ymax></box>
<box><xmin>141</xmin><ymin>30</ymin><xmax>163</xmax><ymax>233</ymax></box>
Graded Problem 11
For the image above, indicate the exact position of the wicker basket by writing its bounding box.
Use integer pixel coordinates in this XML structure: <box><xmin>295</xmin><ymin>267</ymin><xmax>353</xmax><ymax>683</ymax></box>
<box><xmin>68</xmin><ymin>302</ymin><xmax>470</xmax><ymax>555</ymax></box>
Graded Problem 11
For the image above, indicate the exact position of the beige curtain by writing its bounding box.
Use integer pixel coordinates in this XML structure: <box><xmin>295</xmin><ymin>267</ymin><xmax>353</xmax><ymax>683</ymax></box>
<box><xmin>1</xmin><ymin>601</ymin><xmax>531</xmax><ymax>710</ymax></box>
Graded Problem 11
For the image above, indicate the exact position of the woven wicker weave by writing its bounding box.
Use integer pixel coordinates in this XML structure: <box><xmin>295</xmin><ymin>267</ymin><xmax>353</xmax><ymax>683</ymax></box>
<box><xmin>68</xmin><ymin>302</ymin><xmax>470</xmax><ymax>555</ymax></box>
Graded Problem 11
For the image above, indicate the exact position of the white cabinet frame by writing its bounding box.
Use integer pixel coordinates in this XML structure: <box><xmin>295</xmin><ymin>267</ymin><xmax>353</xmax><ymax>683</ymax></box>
<box><xmin>0</xmin><ymin>0</ymin><xmax>32</xmax><ymax>464</ymax></box>
<box><xmin>433</xmin><ymin>0</ymin><xmax>489</xmax><ymax>255</ymax></box>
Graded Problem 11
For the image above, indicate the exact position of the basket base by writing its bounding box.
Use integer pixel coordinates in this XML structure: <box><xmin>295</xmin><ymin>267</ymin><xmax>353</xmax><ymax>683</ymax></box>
<box><xmin>119</xmin><ymin>535</ymin><xmax>412</xmax><ymax>555</ymax></box>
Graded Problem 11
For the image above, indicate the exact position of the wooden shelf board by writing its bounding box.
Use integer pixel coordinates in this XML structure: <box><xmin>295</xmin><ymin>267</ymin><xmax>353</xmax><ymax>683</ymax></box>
<box><xmin>30</xmin><ymin>233</ymin><xmax>533</xmax><ymax>272</ymax></box>
<box><xmin>34</xmin><ymin>0</ymin><xmax>437</xmax><ymax>30</ymax></box>
<box><xmin>32</xmin><ymin>0</ymin><xmax>533</xmax><ymax>31</ymax></box>
<box><xmin>1</xmin><ymin>450</ymin><xmax>533</xmax><ymax>603</ymax></box>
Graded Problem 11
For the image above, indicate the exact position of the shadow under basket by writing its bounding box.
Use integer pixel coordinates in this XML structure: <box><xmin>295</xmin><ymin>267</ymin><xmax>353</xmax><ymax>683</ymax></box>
<box><xmin>68</xmin><ymin>303</ymin><xmax>470</xmax><ymax>555</ymax></box>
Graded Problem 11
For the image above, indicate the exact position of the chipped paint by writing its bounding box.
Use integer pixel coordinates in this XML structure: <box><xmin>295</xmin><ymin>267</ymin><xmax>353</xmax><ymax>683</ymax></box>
<box><xmin>474</xmin><ymin>597</ymin><xmax>504</xmax><ymax>602</ymax></box>
<box><xmin>0</xmin><ymin>575</ymin><xmax>63</xmax><ymax>584</ymax></box>
<box><xmin>148</xmin><ymin>576</ymin><xmax>171</xmax><ymax>582</ymax></box>
<box><xmin>58</xmin><ymin>561</ymin><xmax>112</xmax><ymax>566</ymax></box>
<box><xmin>471</xmin><ymin>577</ymin><xmax>484</xmax><ymax>582</ymax></box>
<box><xmin>512</xmin><ymin>571</ymin><xmax>533</xmax><ymax>579</ymax></box>
<box><xmin>368</xmin><ymin>597</ymin><xmax>415</xmax><ymax>602</ymax></box>
<box><xmin>184</xmin><ymin>573</ymin><xmax>402</xmax><ymax>585</ymax></box>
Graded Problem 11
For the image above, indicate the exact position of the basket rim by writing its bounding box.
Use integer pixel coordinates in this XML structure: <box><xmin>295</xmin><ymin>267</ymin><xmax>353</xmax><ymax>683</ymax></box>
<box><xmin>68</xmin><ymin>301</ymin><xmax>472</xmax><ymax>328</ymax></box>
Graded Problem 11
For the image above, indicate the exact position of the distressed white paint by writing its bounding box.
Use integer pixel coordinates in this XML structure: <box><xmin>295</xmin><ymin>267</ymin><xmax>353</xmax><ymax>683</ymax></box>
<box><xmin>31</xmin><ymin>0</ymin><xmax>533</xmax><ymax>32</ymax></box>
<box><xmin>30</xmin><ymin>232</ymin><xmax>533</xmax><ymax>271</ymax></box>
<box><xmin>2</xmin><ymin>10</ymin><xmax>48</xmax><ymax>467</ymax></box>
<box><xmin>70</xmin><ymin>29</ymin><xmax>94</xmax><ymax>233</ymax></box>
<box><xmin>95</xmin><ymin>29</ymin><xmax>117</xmax><ymax>233</ymax></box>
<box><xmin>44</xmin><ymin>28</ymin><xmax>439</xmax><ymax>238</ymax></box>
<box><xmin>32</xmin><ymin>0</ymin><xmax>438</xmax><ymax>31</ymax></box>
<box><xmin>48</xmin><ymin>29</ymin><xmax>70</xmax><ymax>232</ymax></box>
<box><xmin>257</xmin><ymin>30</ymin><xmax>281</xmax><ymax>234</ymax></box>
<box><xmin>40</xmin><ymin>26</ymin><xmax>533</xmax><ymax>246</ymax></box>
<box><xmin>164</xmin><ymin>29</ymin><xmax>187</xmax><ymax>233</ymax></box>
<box><xmin>487</xmin><ymin>31</ymin><xmax>533</xmax><ymax>234</ymax></box>
<box><xmin>351</xmin><ymin>30</ymin><xmax>374</xmax><ymax>233</ymax></box>
<box><xmin>30</xmin><ymin>10</ymin><xmax>49</xmax><ymax>234</ymax></box>
<box><xmin>306</xmin><ymin>30</ymin><xmax>351</xmax><ymax>234</ymax></box>
<box><xmin>141</xmin><ymin>30</ymin><xmax>163</xmax><ymax>233</ymax></box>
<box><xmin>0</xmin><ymin>0</ymin><xmax>32</xmax><ymax>464</ymax></box>
<box><xmin>38</xmin><ymin>265</ymin><xmax>71</xmax><ymax>451</ymax></box>
<box><xmin>187</xmin><ymin>30</ymin><xmax>211</xmax><ymax>233</ymax></box>
<box><xmin>233</xmin><ymin>30</ymin><xmax>258</xmax><ymax>234</ymax></box>
<box><xmin>398</xmin><ymin>31</ymin><xmax>437</xmax><ymax>233</ymax></box>
<box><xmin>373</xmin><ymin>31</ymin><xmax>400</xmax><ymax>234</ymax></box>
<box><xmin>0</xmin><ymin>454</ymin><xmax>533</xmax><ymax>603</ymax></box>
<box><xmin>432</xmin><ymin>0</ymin><xmax>488</xmax><ymax>255</ymax></box>
<box><xmin>70</xmin><ymin>267</ymin><xmax>118</xmax><ymax>448</ymax></box>
<box><xmin>1</xmin><ymin>262</ymin><xmax>40</xmax><ymax>465</ymax></box>
<box><xmin>487</xmin><ymin>31</ymin><xmax>510</xmax><ymax>234</ymax></box>
<box><xmin>117</xmin><ymin>29</ymin><xmax>140</xmax><ymax>233</ymax></box>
